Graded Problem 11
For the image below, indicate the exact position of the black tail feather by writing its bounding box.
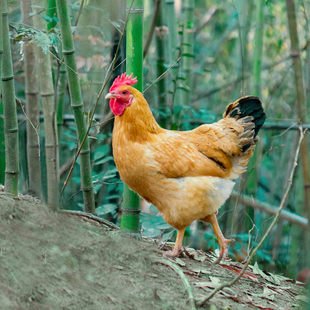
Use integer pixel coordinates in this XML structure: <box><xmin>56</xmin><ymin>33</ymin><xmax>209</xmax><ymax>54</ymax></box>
<box><xmin>227</xmin><ymin>96</ymin><xmax>266</xmax><ymax>137</ymax></box>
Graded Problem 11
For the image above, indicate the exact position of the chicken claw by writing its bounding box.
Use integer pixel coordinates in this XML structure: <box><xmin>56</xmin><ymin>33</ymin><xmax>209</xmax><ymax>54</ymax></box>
<box><xmin>213</xmin><ymin>237</ymin><xmax>234</xmax><ymax>264</ymax></box>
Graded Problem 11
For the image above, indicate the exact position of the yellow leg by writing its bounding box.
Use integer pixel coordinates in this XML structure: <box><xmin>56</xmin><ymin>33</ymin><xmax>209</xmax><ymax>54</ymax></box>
<box><xmin>161</xmin><ymin>227</ymin><xmax>186</xmax><ymax>257</ymax></box>
<box><xmin>202</xmin><ymin>213</ymin><xmax>233</xmax><ymax>264</ymax></box>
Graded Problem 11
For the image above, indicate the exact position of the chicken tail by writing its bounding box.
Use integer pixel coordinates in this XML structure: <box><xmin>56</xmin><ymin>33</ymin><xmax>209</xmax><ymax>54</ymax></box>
<box><xmin>223</xmin><ymin>96</ymin><xmax>266</xmax><ymax>152</ymax></box>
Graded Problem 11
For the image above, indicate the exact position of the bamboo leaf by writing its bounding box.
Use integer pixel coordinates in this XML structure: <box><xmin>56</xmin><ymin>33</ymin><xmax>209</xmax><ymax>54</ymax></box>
<box><xmin>93</xmin><ymin>183</ymin><xmax>102</xmax><ymax>194</ymax></box>
<box><xmin>93</xmin><ymin>145</ymin><xmax>109</xmax><ymax>160</ymax></box>
<box><xmin>142</xmin><ymin>228</ymin><xmax>161</xmax><ymax>238</ymax></box>
<box><xmin>96</xmin><ymin>204</ymin><xmax>117</xmax><ymax>215</ymax></box>
<box><xmin>173</xmin><ymin>105</ymin><xmax>183</xmax><ymax>114</ymax></box>
<box><xmin>94</xmin><ymin>156</ymin><xmax>114</xmax><ymax>165</ymax></box>
<box><xmin>40</xmin><ymin>13</ymin><xmax>53</xmax><ymax>22</ymax></box>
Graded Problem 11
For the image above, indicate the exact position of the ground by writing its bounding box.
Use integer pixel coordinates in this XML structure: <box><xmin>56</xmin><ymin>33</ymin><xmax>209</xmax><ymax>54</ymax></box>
<box><xmin>0</xmin><ymin>186</ymin><xmax>307</xmax><ymax>310</ymax></box>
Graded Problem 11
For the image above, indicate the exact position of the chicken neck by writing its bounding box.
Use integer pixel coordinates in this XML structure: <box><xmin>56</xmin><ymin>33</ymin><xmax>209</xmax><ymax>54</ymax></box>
<box><xmin>114</xmin><ymin>89</ymin><xmax>165</xmax><ymax>143</ymax></box>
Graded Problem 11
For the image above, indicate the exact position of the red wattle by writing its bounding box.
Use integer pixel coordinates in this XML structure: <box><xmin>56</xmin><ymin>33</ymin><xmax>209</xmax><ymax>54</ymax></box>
<box><xmin>110</xmin><ymin>98</ymin><xmax>126</xmax><ymax>116</ymax></box>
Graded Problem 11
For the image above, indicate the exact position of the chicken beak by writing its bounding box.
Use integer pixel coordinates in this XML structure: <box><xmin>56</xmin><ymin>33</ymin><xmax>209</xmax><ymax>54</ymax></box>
<box><xmin>105</xmin><ymin>93</ymin><xmax>116</xmax><ymax>99</ymax></box>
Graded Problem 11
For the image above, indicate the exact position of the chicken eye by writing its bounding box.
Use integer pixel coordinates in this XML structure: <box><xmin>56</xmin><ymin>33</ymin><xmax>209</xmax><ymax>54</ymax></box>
<box><xmin>122</xmin><ymin>91</ymin><xmax>127</xmax><ymax>95</ymax></box>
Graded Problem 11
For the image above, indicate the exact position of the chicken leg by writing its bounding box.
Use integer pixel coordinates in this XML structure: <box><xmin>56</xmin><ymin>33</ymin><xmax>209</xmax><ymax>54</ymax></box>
<box><xmin>202</xmin><ymin>213</ymin><xmax>233</xmax><ymax>264</ymax></box>
<box><xmin>162</xmin><ymin>227</ymin><xmax>185</xmax><ymax>257</ymax></box>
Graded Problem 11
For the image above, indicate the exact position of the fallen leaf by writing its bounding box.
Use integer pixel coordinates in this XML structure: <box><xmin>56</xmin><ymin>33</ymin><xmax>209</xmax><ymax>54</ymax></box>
<box><xmin>189</xmin><ymin>268</ymin><xmax>210</xmax><ymax>274</ymax></box>
<box><xmin>173</xmin><ymin>257</ymin><xmax>186</xmax><ymax>267</ymax></box>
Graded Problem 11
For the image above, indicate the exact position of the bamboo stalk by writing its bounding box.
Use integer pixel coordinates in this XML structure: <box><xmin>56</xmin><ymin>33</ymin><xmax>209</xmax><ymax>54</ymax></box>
<box><xmin>33</xmin><ymin>1</ymin><xmax>59</xmax><ymax>209</ymax></box>
<box><xmin>286</xmin><ymin>0</ymin><xmax>310</xmax><ymax>265</ymax></box>
<box><xmin>155</xmin><ymin>4</ymin><xmax>168</xmax><ymax>127</ymax></box>
<box><xmin>21</xmin><ymin>1</ymin><xmax>41</xmax><ymax>197</ymax></box>
<box><xmin>56</xmin><ymin>47</ymin><xmax>65</xmax><ymax>148</ymax></box>
<box><xmin>1</xmin><ymin>0</ymin><xmax>19</xmax><ymax>196</ymax></box>
<box><xmin>120</xmin><ymin>0</ymin><xmax>143</xmax><ymax>236</ymax></box>
<box><xmin>56</xmin><ymin>0</ymin><xmax>95</xmax><ymax>214</ymax></box>
<box><xmin>46</xmin><ymin>0</ymin><xmax>57</xmax><ymax>30</ymax></box>
<box><xmin>235</xmin><ymin>0</ymin><xmax>253</xmax><ymax>94</ymax></box>
<box><xmin>252</xmin><ymin>0</ymin><xmax>264</xmax><ymax>97</ymax></box>
<box><xmin>143</xmin><ymin>0</ymin><xmax>161</xmax><ymax>59</ymax></box>
<box><xmin>181</xmin><ymin>0</ymin><xmax>194</xmax><ymax>106</ymax></box>
<box><xmin>0</xmin><ymin>0</ymin><xmax>4</xmax><ymax>185</ymax></box>
<box><xmin>165</xmin><ymin>0</ymin><xmax>178</xmax><ymax>81</ymax></box>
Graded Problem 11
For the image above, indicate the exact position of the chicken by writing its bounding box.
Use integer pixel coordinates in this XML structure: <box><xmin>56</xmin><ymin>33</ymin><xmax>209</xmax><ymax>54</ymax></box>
<box><xmin>105</xmin><ymin>73</ymin><xmax>266</xmax><ymax>263</ymax></box>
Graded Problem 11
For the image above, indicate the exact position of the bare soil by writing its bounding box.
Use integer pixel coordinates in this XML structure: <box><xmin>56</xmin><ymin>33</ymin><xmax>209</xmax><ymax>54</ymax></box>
<box><xmin>0</xmin><ymin>186</ymin><xmax>307</xmax><ymax>310</ymax></box>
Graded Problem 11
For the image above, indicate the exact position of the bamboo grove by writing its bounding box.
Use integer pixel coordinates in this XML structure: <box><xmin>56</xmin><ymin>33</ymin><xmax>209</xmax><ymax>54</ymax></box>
<box><xmin>0</xmin><ymin>0</ymin><xmax>310</xmax><ymax>279</ymax></box>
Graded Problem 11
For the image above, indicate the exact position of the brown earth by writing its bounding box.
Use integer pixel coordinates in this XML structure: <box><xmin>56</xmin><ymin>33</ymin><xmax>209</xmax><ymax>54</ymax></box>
<box><xmin>0</xmin><ymin>186</ymin><xmax>307</xmax><ymax>310</ymax></box>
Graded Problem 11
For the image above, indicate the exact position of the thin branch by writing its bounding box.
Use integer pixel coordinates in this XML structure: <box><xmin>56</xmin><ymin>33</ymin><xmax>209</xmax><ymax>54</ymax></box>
<box><xmin>143</xmin><ymin>57</ymin><xmax>181</xmax><ymax>94</ymax></box>
<box><xmin>74</xmin><ymin>0</ymin><xmax>85</xmax><ymax>27</ymax></box>
<box><xmin>143</xmin><ymin>0</ymin><xmax>161</xmax><ymax>59</ymax></box>
<box><xmin>155</xmin><ymin>259</ymin><xmax>196</xmax><ymax>310</ymax></box>
<box><xmin>198</xmin><ymin>125</ymin><xmax>306</xmax><ymax>306</ymax></box>
<box><xmin>194</xmin><ymin>6</ymin><xmax>219</xmax><ymax>36</ymax></box>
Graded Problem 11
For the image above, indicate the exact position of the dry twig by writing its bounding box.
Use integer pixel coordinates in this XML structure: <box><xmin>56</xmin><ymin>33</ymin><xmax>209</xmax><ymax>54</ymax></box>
<box><xmin>198</xmin><ymin>125</ymin><xmax>307</xmax><ymax>306</ymax></box>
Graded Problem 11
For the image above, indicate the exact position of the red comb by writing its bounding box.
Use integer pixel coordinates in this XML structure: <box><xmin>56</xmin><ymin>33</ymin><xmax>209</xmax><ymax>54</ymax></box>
<box><xmin>109</xmin><ymin>73</ymin><xmax>138</xmax><ymax>92</ymax></box>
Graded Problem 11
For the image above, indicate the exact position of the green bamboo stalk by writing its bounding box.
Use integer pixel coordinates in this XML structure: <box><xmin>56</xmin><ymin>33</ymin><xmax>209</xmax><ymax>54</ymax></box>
<box><xmin>1</xmin><ymin>0</ymin><xmax>19</xmax><ymax>196</ymax></box>
<box><xmin>286</xmin><ymin>0</ymin><xmax>310</xmax><ymax>266</ymax></box>
<box><xmin>33</xmin><ymin>1</ymin><xmax>59</xmax><ymax>209</ymax></box>
<box><xmin>165</xmin><ymin>0</ymin><xmax>178</xmax><ymax>107</ymax></box>
<box><xmin>181</xmin><ymin>0</ymin><xmax>194</xmax><ymax>106</ymax></box>
<box><xmin>0</xmin><ymin>1</ymin><xmax>4</xmax><ymax>185</ymax></box>
<box><xmin>252</xmin><ymin>0</ymin><xmax>264</xmax><ymax>98</ymax></box>
<box><xmin>56</xmin><ymin>47</ymin><xmax>65</xmax><ymax>148</ymax></box>
<box><xmin>245</xmin><ymin>0</ymin><xmax>265</xmax><ymax>216</ymax></box>
<box><xmin>48</xmin><ymin>0</ymin><xmax>65</xmax><ymax>148</ymax></box>
<box><xmin>235</xmin><ymin>0</ymin><xmax>253</xmax><ymax>94</ymax></box>
<box><xmin>155</xmin><ymin>4</ymin><xmax>168</xmax><ymax>127</ymax></box>
<box><xmin>120</xmin><ymin>0</ymin><xmax>143</xmax><ymax>235</ymax></box>
<box><xmin>165</xmin><ymin>0</ymin><xmax>178</xmax><ymax>77</ymax></box>
<box><xmin>46</xmin><ymin>0</ymin><xmax>57</xmax><ymax>30</ymax></box>
<box><xmin>56</xmin><ymin>0</ymin><xmax>95</xmax><ymax>214</ymax></box>
<box><xmin>21</xmin><ymin>1</ymin><xmax>41</xmax><ymax>197</ymax></box>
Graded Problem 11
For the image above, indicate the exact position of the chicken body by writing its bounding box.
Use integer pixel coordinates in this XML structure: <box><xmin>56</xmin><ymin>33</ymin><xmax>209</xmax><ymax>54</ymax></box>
<box><xmin>107</xmin><ymin>75</ymin><xmax>266</xmax><ymax>263</ymax></box>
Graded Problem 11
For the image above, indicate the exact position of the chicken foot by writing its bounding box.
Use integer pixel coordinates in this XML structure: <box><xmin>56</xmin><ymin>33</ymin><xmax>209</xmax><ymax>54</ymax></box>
<box><xmin>202</xmin><ymin>213</ymin><xmax>234</xmax><ymax>264</ymax></box>
<box><xmin>161</xmin><ymin>227</ymin><xmax>186</xmax><ymax>257</ymax></box>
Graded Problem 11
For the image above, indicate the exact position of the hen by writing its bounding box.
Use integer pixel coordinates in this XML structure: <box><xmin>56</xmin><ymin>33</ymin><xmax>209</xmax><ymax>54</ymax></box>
<box><xmin>106</xmin><ymin>73</ymin><xmax>266</xmax><ymax>263</ymax></box>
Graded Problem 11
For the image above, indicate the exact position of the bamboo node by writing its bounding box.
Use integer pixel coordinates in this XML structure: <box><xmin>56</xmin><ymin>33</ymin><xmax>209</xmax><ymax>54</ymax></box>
<box><xmin>2</xmin><ymin>75</ymin><xmax>14</xmax><ymax>81</ymax></box>
<box><xmin>126</xmin><ymin>8</ymin><xmax>144</xmax><ymax>13</ymax></box>
<box><xmin>81</xmin><ymin>186</ymin><xmax>93</xmax><ymax>192</ymax></box>
<box><xmin>63</xmin><ymin>49</ymin><xmax>75</xmax><ymax>55</ymax></box>
<box><xmin>120</xmin><ymin>208</ymin><xmax>141</xmax><ymax>214</ymax></box>
<box><xmin>80</xmin><ymin>150</ymin><xmax>90</xmax><ymax>155</ymax></box>
<box><xmin>5</xmin><ymin>128</ymin><xmax>18</xmax><ymax>133</ymax></box>
<box><xmin>5</xmin><ymin>171</ymin><xmax>19</xmax><ymax>175</ymax></box>
<box><xmin>72</xmin><ymin>104</ymin><xmax>84</xmax><ymax>109</ymax></box>
<box><xmin>41</xmin><ymin>93</ymin><xmax>54</xmax><ymax>97</ymax></box>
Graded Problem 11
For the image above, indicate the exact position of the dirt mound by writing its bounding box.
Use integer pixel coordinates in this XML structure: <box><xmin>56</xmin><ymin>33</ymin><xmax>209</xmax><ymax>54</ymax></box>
<box><xmin>0</xmin><ymin>187</ymin><xmax>307</xmax><ymax>309</ymax></box>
